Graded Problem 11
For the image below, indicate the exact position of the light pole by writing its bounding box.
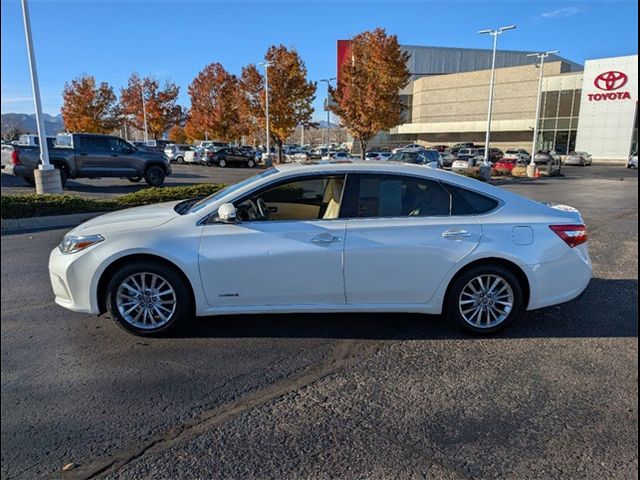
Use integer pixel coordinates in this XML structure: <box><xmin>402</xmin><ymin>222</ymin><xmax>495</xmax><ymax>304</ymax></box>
<box><xmin>140</xmin><ymin>79</ymin><xmax>149</xmax><ymax>143</ymax></box>
<box><xmin>478</xmin><ymin>25</ymin><xmax>516</xmax><ymax>177</ymax></box>
<box><xmin>320</xmin><ymin>78</ymin><xmax>336</xmax><ymax>145</ymax></box>
<box><xmin>527</xmin><ymin>50</ymin><xmax>559</xmax><ymax>177</ymax></box>
<box><xmin>259</xmin><ymin>61</ymin><xmax>273</xmax><ymax>164</ymax></box>
<box><xmin>21</xmin><ymin>0</ymin><xmax>62</xmax><ymax>193</ymax></box>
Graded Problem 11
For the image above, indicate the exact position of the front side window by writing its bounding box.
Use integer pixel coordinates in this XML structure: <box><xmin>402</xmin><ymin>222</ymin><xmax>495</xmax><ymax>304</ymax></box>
<box><xmin>341</xmin><ymin>174</ymin><xmax>452</xmax><ymax>218</ymax></box>
<box><xmin>235</xmin><ymin>175</ymin><xmax>347</xmax><ymax>222</ymax></box>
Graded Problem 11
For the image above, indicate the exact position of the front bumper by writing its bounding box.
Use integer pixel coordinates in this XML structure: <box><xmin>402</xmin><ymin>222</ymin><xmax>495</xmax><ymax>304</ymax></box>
<box><xmin>49</xmin><ymin>246</ymin><xmax>101</xmax><ymax>314</ymax></box>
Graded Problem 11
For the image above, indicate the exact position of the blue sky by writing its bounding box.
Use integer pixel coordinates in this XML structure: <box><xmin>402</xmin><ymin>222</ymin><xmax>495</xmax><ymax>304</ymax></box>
<box><xmin>1</xmin><ymin>0</ymin><xmax>638</xmax><ymax>120</ymax></box>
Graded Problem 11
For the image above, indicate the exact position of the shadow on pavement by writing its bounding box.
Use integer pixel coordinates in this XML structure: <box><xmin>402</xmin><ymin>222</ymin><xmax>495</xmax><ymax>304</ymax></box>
<box><xmin>175</xmin><ymin>278</ymin><xmax>637</xmax><ymax>340</ymax></box>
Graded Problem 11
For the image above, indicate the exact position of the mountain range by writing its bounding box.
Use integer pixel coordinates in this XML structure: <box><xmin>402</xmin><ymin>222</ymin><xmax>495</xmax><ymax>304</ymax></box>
<box><xmin>1</xmin><ymin>112</ymin><xmax>65</xmax><ymax>136</ymax></box>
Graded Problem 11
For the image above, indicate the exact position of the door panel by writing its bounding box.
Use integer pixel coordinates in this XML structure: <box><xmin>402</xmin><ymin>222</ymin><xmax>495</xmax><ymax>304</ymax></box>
<box><xmin>344</xmin><ymin>217</ymin><xmax>481</xmax><ymax>305</ymax></box>
<box><xmin>198</xmin><ymin>220</ymin><xmax>346</xmax><ymax>307</ymax></box>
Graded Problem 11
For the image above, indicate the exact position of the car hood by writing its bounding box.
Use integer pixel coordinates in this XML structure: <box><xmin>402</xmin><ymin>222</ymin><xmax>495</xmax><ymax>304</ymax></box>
<box><xmin>69</xmin><ymin>201</ymin><xmax>181</xmax><ymax>236</ymax></box>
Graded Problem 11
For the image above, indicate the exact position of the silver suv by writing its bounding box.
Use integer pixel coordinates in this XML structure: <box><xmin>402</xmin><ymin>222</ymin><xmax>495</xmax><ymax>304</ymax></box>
<box><xmin>164</xmin><ymin>144</ymin><xmax>194</xmax><ymax>164</ymax></box>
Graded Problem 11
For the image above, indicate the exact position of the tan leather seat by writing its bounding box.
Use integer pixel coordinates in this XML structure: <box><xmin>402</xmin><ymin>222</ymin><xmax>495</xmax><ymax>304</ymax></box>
<box><xmin>323</xmin><ymin>178</ymin><xmax>344</xmax><ymax>219</ymax></box>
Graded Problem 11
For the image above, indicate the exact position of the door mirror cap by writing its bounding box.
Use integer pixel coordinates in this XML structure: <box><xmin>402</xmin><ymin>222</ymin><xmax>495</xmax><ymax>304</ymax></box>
<box><xmin>218</xmin><ymin>203</ymin><xmax>237</xmax><ymax>223</ymax></box>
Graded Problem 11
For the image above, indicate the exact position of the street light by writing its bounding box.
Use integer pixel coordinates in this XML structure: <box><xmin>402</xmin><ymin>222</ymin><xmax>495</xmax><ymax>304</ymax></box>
<box><xmin>258</xmin><ymin>61</ymin><xmax>273</xmax><ymax>163</ymax></box>
<box><xmin>139</xmin><ymin>79</ymin><xmax>149</xmax><ymax>143</ymax></box>
<box><xmin>319</xmin><ymin>78</ymin><xmax>336</xmax><ymax>145</ymax></box>
<box><xmin>527</xmin><ymin>50</ymin><xmax>560</xmax><ymax>177</ymax></box>
<box><xmin>20</xmin><ymin>0</ymin><xmax>62</xmax><ymax>193</ymax></box>
<box><xmin>478</xmin><ymin>25</ymin><xmax>516</xmax><ymax>175</ymax></box>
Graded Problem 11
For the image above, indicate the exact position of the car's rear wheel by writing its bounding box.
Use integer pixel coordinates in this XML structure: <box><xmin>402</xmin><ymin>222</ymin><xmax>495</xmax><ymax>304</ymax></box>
<box><xmin>22</xmin><ymin>176</ymin><xmax>35</xmax><ymax>186</ymax></box>
<box><xmin>54</xmin><ymin>164</ymin><xmax>68</xmax><ymax>187</ymax></box>
<box><xmin>176</xmin><ymin>156</ymin><xmax>184</xmax><ymax>164</ymax></box>
<box><xmin>106</xmin><ymin>262</ymin><xmax>191</xmax><ymax>336</ymax></box>
<box><xmin>144</xmin><ymin>165</ymin><xmax>166</xmax><ymax>187</ymax></box>
<box><xmin>218</xmin><ymin>158</ymin><xmax>227</xmax><ymax>168</ymax></box>
<box><xmin>447</xmin><ymin>265</ymin><xmax>524</xmax><ymax>335</ymax></box>
<box><xmin>247</xmin><ymin>158</ymin><xmax>256</xmax><ymax>168</ymax></box>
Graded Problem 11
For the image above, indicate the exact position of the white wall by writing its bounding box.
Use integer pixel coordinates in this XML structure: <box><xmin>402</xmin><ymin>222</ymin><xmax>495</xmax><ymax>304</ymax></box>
<box><xmin>575</xmin><ymin>55</ymin><xmax>638</xmax><ymax>161</ymax></box>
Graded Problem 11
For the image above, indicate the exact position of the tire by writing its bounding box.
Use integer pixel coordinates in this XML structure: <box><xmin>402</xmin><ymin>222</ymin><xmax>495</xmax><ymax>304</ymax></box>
<box><xmin>105</xmin><ymin>261</ymin><xmax>192</xmax><ymax>336</ymax></box>
<box><xmin>54</xmin><ymin>165</ymin><xmax>68</xmax><ymax>187</ymax></box>
<box><xmin>144</xmin><ymin>165</ymin><xmax>166</xmax><ymax>187</ymax></box>
<box><xmin>218</xmin><ymin>157</ymin><xmax>227</xmax><ymax>168</ymax></box>
<box><xmin>176</xmin><ymin>156</ymin><xmax>184</xmax><ymax>164</ymax></box>
<box><xmin>247</xmin><ymin>158</ymin><xmax>256</xmax><ymax>168</ymax></box>
<box><xmin>22</xmin><ymin>176</ymin><xmax>35</xmax><ymax>186</ymax></box>
<box><xmin>446</xmin><ymin>264</ymin><xmax>524</xmax><ymax>335</ymax></box>
<box><xmin>128</xmin><ymin>177</ymin><xmax>142</xmax><ymax>183</ymax></box>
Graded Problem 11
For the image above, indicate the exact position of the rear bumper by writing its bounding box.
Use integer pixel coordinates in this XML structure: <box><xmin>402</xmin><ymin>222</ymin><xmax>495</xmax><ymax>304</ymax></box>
<box><xmin>1</xmin><ymin>164</ymin><xmax>30</xmax><ymax>177</ymax></box>
<box><xmin>527</xmin><ymin>245</ymin><xmax>592</xmax><ymax>310</ymax></box>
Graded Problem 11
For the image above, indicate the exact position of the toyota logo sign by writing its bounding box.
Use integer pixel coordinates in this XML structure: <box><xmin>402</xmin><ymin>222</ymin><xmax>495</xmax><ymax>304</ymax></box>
<box><xmin>594</xmin><ymin>71</ymin><xmax>628</xmax><ymax>91</ymax></box>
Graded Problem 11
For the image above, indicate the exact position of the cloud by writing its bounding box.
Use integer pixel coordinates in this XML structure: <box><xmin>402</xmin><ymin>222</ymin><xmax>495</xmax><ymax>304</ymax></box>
<box><xmin>536</xmin><ymin>6</ymin><xmax>582</xmax><ymax>20</ymax></box>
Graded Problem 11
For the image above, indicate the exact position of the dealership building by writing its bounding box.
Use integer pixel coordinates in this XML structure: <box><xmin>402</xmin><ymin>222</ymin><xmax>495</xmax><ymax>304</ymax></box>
<box><xmin>337</xmin><ymin>42</ymin><xmax>638</xmax><ymax>161</ymax></box>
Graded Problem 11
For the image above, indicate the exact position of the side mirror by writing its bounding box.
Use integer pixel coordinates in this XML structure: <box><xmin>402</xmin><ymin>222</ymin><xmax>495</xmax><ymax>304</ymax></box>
<box><xmin>218</xmin><ymin>203</ymin><xmax>237</xmax><ymax>223</ymax></box>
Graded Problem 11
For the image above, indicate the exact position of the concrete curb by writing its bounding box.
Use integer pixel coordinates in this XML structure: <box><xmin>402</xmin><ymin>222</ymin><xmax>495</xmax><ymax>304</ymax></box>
<box><xmin>1</xmin><ymin>211</ymin><xmax>107</xmax><ymax>233</ymax></box>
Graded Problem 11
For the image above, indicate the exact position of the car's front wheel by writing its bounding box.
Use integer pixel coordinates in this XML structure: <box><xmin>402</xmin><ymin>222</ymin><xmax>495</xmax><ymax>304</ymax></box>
<box><xmin>175</xmin><ymin>156</ymin><xmax>184</xmax><ymax>164</ymax></box>
<box><xmin>218</xmin><ymin>157</ymin><xmax>227</xmax><ymax>168</ymax></box>
<box><xmin>106</xmin><ymin>262</ymin><xmax>192</xmax><ymax>336</ymax></box>
<box><xmin>247</xmin><ymin>158</ymin><xmax>256</xmax><ymax>168</ymax></box>
<box><xmin>447</xmin><ymin>265</ymin><xmax>524</xmax><ymax>335</ymax></box>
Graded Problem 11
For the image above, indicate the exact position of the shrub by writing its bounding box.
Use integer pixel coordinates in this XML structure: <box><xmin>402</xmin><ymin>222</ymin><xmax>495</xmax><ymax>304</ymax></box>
<box><xmin>1</xmin><ymin>183</ymin><xmax>228</xmax><ymax>219</ymax></box>
<box><xmin>456</xmin><ymin>168</ymin><xmax>487</xmax><ymax>182</ymax></box>
<box><xmin>1</xmin><ymin>194</ymin><xmax>117</xmax><ymax>219</ymax></box>
<box><xmin>511</xmin><ymin>166</ymin><xmax>527</xmax><ymax>177</ymax></box>
<box><xmin>492</xmin><ymin>167</ymin><xmax>512</xmax><ymax>177</ymax></box>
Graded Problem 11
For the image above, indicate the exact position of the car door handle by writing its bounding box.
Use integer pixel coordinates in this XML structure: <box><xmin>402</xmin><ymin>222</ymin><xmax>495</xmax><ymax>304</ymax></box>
<box><xmin>442</xmin><ymin>229</ymin><xmax>473</xmax><ymax>239</ymax></box>
<box><xmin>311</xmin><ymin>233</ymin><xmax>341</xmax><ymax>245</ymax></box>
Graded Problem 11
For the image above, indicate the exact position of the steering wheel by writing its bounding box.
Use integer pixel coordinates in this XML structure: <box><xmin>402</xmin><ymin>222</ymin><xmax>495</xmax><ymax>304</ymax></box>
<box><xmin>256</xmin><ymin>198</ymin><xmax>271</xmax><ymax>220</ymax></box>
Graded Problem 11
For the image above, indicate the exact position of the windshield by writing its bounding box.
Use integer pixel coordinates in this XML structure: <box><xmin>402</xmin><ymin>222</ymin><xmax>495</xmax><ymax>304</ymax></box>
<box><xmin>187</xmin><ymin>167</ymin><xmax>279</xmax><ymax>214</ymax></box>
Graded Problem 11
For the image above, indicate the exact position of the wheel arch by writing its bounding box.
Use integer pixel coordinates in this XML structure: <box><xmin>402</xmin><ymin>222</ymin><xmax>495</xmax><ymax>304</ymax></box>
<box><xmin>442</xmin><ymin>257</ymin><xmax>531</xmax><ymax>312</ymax></box>
<box><xmin>96</xmin><ymin>253</ymin><xmax>196</xmax><ymax>315</ymax></box>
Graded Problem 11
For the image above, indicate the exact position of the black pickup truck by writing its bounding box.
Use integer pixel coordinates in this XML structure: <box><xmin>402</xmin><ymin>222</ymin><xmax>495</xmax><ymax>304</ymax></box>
<box><xmin>1</xmin><ymin>133</ymin><xmax>172</xmax><ymax>187</ymax></box>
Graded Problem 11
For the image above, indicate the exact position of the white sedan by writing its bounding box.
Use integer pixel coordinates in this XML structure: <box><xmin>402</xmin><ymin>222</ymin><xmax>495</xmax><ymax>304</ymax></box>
<box><xmin>49</xmin><ymin>163</ymin><xmax>592</xmax><ymax>336</ymax></box>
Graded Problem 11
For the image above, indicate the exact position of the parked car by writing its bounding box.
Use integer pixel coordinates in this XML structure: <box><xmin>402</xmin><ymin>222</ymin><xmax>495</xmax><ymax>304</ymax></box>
<box><xmin>456</xmin><ymin>148</ymin><xmax>480</xmax><ymax>162</ymax></box>
<box><xmin>11</xmin><ymin>133</ymin><xmax>57</xmax><ymax>147</ymax></box>
<box><xmin>449</xmin><ymin>142</ymin><xmax>476</xmax><ymax>156</ymax></box>
<box><xmin>163</xmin><ymin>144</ymin><xmax>194</xmax><ymax>164</ymax></box>
<box><xmin>392</xmin><ymin>143</ymin><xmax>422</xmax><ymax>154</ymax></box>
<box><xmin>475</xmin><ymin>147</ymin><xmax>504</xmax><ymax>162</ymax></box>
<box><xmin>533</xmin><ymin>150</ymin><xmax>560</xmax><ymax>165</ymax></box>
<box><xmin>628</xmin><ymin>151</ymin><xmax>638</xmax><ymax>169</ymax></box>
<box><xmin>564</xmin><ymin>151</ymin><xmax>593</xmax><ymax>166</ymax></box>
<box><xmin>183</xmin><ymin>147</ymin><xmax>207</xmax><ymax>165</ymax></box>
<box><xmin>493</xmin><ymin>159</ymin><xmax>518</xmax><ymax>172</ymax></box>
<box><xmin>440</xmin><ymin>151</ymin><xmax>455</xmax><ymax>168</ymax></box>
<box><xmin>205</xmin><ymin>147</ymin><xmax>257</xmax><ymax>168</ymax></box>
<box><xmin>388</xmin><ymin>149</ymin><xmax>441</xmax><ymax>167</ymax></box>
<box><xmin>198</xmin><ymin>141</ymin><xmax>227</xmax><ymax>150</ymax></box>
<box><xmin>503</xmin><ymin>149</ymin><xmax>531</xmax><ymax>165</ymax></box>
<box><xmin>365</xmin><ymin>151</ymin><xmax>391</xmax><ymax>161</ymax></box>
<box><xmin>48</xmin><ymin>162</ymin><xmax>592</xmax><ymax>337</ymax></box>
<box><xmin>432</xmin><ymin>145</ymin><xmax>449</xmax><ymax>153</ymax></box>
<box><xmin>1</xmin><ymin>133</ymin><xmax>171</xmax><ymax>187</ymax></box>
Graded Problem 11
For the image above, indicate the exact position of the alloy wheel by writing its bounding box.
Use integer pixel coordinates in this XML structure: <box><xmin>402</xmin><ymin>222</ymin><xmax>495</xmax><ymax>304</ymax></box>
<box><xmin>458</xmin><ymin>274</ymin><xmax>514</xmax><ymax>328</ymax></box>
<box><xmin>116</xmin><ymin>272</ymin><xmax>177</xmax><ymax>329</ymax></box>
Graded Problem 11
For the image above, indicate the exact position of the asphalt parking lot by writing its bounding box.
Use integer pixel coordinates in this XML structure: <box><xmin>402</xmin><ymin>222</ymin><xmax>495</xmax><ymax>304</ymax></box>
<box><xmin>1</xmin><ymin>165</ymin><xmax>637</xmax><ymax>479</ymax></box>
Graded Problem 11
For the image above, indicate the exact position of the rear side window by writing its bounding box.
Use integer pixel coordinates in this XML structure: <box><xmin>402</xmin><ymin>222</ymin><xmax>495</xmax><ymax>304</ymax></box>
<box><xmin>445</xmin><ymin>184</ymin><xmax>500</xmax><ymax>215</ymax></box>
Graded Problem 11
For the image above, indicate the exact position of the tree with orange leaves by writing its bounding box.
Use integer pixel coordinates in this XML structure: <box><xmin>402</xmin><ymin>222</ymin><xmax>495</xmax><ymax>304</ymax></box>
<box><xmin>61</xmin><ymin>74</ymin><xmax>120</xmax><ymax>134</ymax></box>
<box><xmin>329</xmin><ymin>28</ymin><xmax>411</xmax><ymax>159</ymax></box>
<box><xmin>241</xmin><ymin>45</ymin><xmax>316</xmax><ymax>162</ymax></box>
<box><xmin>185</xmin><ymin>63</ymin><xmax>246</xmax><ymax>143</ymax></box>
<box><xmin>168</xmin><ymin>124</ymin><xmax>187</xmax><ymax>144</ymax></box>
<box><xmin>120</xmin><ymin>74</ymin><xmax>182</xmax><ymax>140</ymax></box>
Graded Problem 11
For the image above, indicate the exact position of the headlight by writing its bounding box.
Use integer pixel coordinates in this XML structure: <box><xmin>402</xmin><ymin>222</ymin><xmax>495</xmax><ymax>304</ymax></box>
<box><xmin>58</xmin><ymin>234</ymin><xmax>104</xmax><ymax>254</ymax></box>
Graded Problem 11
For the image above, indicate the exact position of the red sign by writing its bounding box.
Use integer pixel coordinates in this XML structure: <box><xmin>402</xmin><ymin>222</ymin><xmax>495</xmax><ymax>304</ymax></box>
<box><xmin>337</xmin><ymin>40</ymin><xmax>352</xmax><ymax>85</ymax></box>
<box><xmin>588</xmin><ymin>70</ymin><xmax>632</xmax><ymax>102</ymax></box>
<box><xmin>594</xmin><ymin>71</ymin><xmax>628</xmax><ymax>91</ymax></box>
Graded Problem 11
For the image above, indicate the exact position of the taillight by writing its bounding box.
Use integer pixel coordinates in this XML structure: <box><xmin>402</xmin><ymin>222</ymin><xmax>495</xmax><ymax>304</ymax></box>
<box><xmin>11</xmin><ymin>150</ymin><xmax>20</xmax><ymax>165</ymax></box>
<box><xmin>549</xmin><ymin>224</ymin><xmax>588</xmax><ymax>248</ymax></box>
